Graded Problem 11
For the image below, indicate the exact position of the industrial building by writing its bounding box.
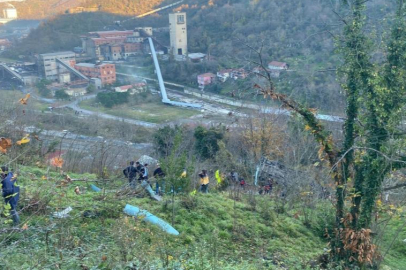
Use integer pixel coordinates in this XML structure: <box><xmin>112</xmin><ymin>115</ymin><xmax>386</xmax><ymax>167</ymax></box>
<box><xmin>38</xmin><ymin>51</ymin><xmax>89</xmax><ymax>85</ymax></box>
<box><xmin>169</xmin><ymin>12</ymin><xmax>187</xmax><ymax>57</ymax></box>
<box><xmin>38</xmin><ymin>51</ymin><xmax>76</xmax><ymax>81</ymax></box>
<box><xmin>81</xmin><ymin>28</ymin><xmax>153</xmax><ymax>60</ymax></box>
<box><xmin>74</xmin><ymin>63</ymin><xmax>116</xmax><ymax>86</ymax></box>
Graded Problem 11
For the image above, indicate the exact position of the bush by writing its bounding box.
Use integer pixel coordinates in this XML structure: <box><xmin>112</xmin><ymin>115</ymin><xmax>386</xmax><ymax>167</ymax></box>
<box><xmin>54</xmin><ymin>89</ymin><xmax>70</xmax><ymax>100</ymax></box>
<box><xmin>309</xmin><ymin>203</ymin><xmax>335</xmax><ymax>238</ymax></box>
<box><xmin>96</xmin><ymin>91</ymin><xmax>130</xmax><ymax>108</ymax></box>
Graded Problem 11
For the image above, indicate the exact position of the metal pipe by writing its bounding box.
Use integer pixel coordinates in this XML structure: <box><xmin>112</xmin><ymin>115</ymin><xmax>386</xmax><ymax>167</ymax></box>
<box><xmin>148</xmin><ymin>38</ymin><xmax>170</xmax><ymax>103</ymax></box>
<box><xmin>137</xmin><ymin>0</ymin><xmax>184</xmax><ymax>18</ymax></box>
<box><xmin>90</xmin><ymin>184</ymin><xmax>101</xmax><ymax>192</ymax></box>
<box><xmin>124</xmin><ymin>204</ymin><xmax>179</xmax><ymax>235</ymax></box>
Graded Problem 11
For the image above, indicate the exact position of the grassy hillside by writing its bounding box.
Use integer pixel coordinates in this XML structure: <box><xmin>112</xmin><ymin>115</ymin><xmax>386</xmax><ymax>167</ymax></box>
<box><xmin>0</xmin><ymin>165</ymin><xmax>405</xmax><ymax>269</ymax></box>
<box><xmin>0</xmin><ymin>165</ymin><xmax>326</xmax><ymax>270</ymax></box>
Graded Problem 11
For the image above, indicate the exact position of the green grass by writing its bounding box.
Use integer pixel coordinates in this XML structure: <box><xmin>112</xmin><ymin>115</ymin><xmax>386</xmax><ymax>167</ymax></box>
<box><xmin>0</xmin><ymin>165</ymin><xmax>328</xmax><ymax>270</ymax></box>
<box><xmin>80</xmin><ymin>97</ymin><xmax>200</xmax><ymax>124</ymax></box>
<box><xmin>379</xmin><ymin>216</ymin><xmax>406</xmax><ymax>270</ymax></box>
<box><xmin>1</xmin><ymin>165</ymin><xmax>405</xmax><ymax>269</ymax></box>
<box><xmin>0</xmin><ymin>90</ymin><xmax>50</xmax><ymax>111</ymax></box>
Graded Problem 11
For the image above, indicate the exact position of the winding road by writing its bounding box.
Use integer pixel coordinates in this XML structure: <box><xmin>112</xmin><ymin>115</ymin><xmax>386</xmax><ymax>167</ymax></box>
<box><xmin>25</xmin><ymin>71</ymin><xmax>345</xmax><ymax>131</ymax></box>
<box><xmin>63</xmin><ymin>95</ymin><xmax>158</xmax><ymax>128</ymax></box>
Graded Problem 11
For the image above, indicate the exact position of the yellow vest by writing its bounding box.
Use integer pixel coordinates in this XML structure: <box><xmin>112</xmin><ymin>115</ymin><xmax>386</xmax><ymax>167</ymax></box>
<box><xmin>200</xmin><ymin>175</ymin><xmax>209</xmax><ymax>185</ymax></box>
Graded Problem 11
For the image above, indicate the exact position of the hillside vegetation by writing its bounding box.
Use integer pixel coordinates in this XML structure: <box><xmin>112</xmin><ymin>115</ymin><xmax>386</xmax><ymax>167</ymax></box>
<box><xmin>5</xmin><ymin>13</ymin><xmax>123</xmax><ymax>58</ymax></box>
<box><xmin>0</xmin><ymin>165</ymin><xmax>405</xmax><ymax>269</ymax></box>
<box><xmin>0</xmin><ymin>166</ymin><xmax>326</xmax><ymax>270</ymax></box>
<box><xmin>3</xmin><ymin>0</ymin><xmax>167</xmax><ymax>19</ymax></box>
<box><xmin>8</xmin><ymin>0</ymin><xmax>395</xmax><ymax>113</ymax></box>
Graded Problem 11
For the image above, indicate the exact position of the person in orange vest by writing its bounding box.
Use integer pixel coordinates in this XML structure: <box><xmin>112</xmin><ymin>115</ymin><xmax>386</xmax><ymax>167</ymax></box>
<box><xmin>198</xmin><ymin>170</ymin><xmax>209</xmax><ymax>193</ymax></box>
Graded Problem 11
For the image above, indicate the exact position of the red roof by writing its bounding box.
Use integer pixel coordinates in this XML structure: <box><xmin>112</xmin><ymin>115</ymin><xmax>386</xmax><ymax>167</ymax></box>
<box><xmin>89</xmin><ymin>30</ymin><xmax>133</xmax><ymax>37</ymax></box>
<box><xmin>198</xmin><ymin>73</ymin><xmax>216</xmax><ymax>78</ymax></box>
<box><xmin>118</xmin><ymin>85</ymin><xmax>133</xmax><ymax>90</ymax></box>
<box><xmin>269</xmin><ymin>61</ymin><xmax>288</xmax><ymax>68</ymax></box>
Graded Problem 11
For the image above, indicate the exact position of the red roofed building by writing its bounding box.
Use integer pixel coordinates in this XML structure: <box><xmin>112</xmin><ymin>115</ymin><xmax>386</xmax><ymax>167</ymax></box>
<box><xmin>217</xmin><ymin>69</ymin><xmax>234</xmax><ymax>82</ymax></box>
<box><xmin>115</xmin><ymin>85</ymin><xmax>133</xmax><ymax>93</ymax></box>
<box><xmin>88</xmin><ymin>30</ymin><xmax>134</xmax><ymax>38</ymax></box>
<box><xmin>268</xmin><ymin>61</ymin><xmax>289</xmax><ymax>70</ymax></box>
<box><xmin>198</xmin><ymin>73</ymin><xmax>216</xmax><ymax>87</ymax></box>
<box><xmin>231</xmin><ymin>68</ymin><xmax>248</xmax><ymax>80</ymax></box>
<box><xmin>82</xmin><ymin>29</ymin><xmax>151</xmax><ymax>60</ymax></box>
<box><xmin>114</xmin><ymin>82</ymin><xmax>147</xmax><ymax>94</ymax></box>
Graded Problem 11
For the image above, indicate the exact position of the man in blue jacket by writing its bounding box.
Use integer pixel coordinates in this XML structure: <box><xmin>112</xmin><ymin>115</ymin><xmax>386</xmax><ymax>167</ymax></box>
<box><xmin>1</xmin><ymin>166</ymin><xmax>20</xmax><ymax>225</ymax></box>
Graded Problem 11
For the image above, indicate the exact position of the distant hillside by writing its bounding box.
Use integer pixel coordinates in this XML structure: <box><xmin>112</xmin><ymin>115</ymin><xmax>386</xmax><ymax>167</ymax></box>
<box><xmin>4</xmin><ymin>13</ymin><xmax>124</xmax><ymax>58</ymax></box>
<box><xmin>125</xmin><ymin>0</ymin><xmax>393</xmax><ymax>112</ymax></box>
<box><xmin>2</xmin><ymin>0</ymin><xmax>167</xmax><ymax>19</ymax></box>
<box><xmin>6</xmin><ymin>0</ymin><xmax>395</xmax><ymax>112</ymax></box>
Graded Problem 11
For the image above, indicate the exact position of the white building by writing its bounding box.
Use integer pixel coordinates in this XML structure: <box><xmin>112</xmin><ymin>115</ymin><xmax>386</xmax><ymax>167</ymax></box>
<box><xmin>169</xmin><ymin>12</ymin><xmax>187</xmax><ymax>56</ymax></box>
<box><xmin>65</xmin><ymin>88</ymin><xmax>86</xmax><ymax>97</ymax></box>
<box><xmin>217</xmin><ymin>69</ymin><xmax>233</xmax><ymax>82</ymax></box>
<box><xmin>38</xmin><ymin>51</ymin><xmax>76</xmax><ymax>81</ymax></box>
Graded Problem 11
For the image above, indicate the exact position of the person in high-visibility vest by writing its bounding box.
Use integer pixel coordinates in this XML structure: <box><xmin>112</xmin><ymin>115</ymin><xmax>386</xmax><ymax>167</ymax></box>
<box><xmin>198</xmin><ymin>170</ymin><xmax>209</xmax><ymax>193</ymax></box>
<box><xmin>215</xmin><ymin>170</ymin><xmax>222</xmax><ymax>184</ymax></box>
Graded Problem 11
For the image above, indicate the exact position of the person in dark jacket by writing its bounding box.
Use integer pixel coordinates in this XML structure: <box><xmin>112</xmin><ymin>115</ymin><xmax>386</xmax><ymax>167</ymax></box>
<box><xmin>135</xmin><ymin>161</ymin><xmax>144</xmax><ymax>182</ymax></box>
<box><xmin>123</xmin><ymin>161</ymin><xmax>137</xmax><ymax>185</ymax></box>
<box><xmin>1</xmin><ymin>166</ymin><xmax>20</xmax><ymax>225</ymax></box>
<box><xmin>153</xmin><ymin>163</ymin><xmax>165</xmax><ymax>195</ymax></box>
<box><xmin>143</xmin><ymin>164</ymin><xmax>149</xmax><ymax>180</ymax></box>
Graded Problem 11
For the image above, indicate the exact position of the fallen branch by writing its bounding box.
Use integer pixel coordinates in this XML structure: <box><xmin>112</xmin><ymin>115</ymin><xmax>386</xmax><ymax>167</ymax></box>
<box><xmin>71</xmin><ymin>179</ymin><xmax>113</xmax><ymax>182</ymax></box>
<box><xmin>383</xmin><ymin>182</ymin><xmax>406</xmax><ymax>192</ymax></box>
<box><xmin>0</xmin><ymin>228</ymin><xmax>23</xmax><ymax>234</ymax></box>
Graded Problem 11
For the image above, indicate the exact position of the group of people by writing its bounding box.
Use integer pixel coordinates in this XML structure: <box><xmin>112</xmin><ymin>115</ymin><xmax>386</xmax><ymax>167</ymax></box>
<box><xmin>230</xmin><ymin>171</ymin><xmax>246</xmax><ymax>189</ymax></box>
<box><xmin>123</xmin><ymin>160</ymin><xmax>283</xmax><ymax>196</ymax></box>
<box><xmin>259</xmin><ymin>178</ymin><xmax>275</xmax><ymax>195</ymax></box>
<box><xmin>123</xmin><ymin>161</ymin><xmax>149</xmax><ymax>185</ymax></box>
<box><xmin>123</xmin><ymin>161</ymin><xmax>212</xmax><ymax>195</ymax></box>
<box><xmin>1</xmin><ymin>166</ymin><xmax>20</xmax><ymax>225</ymax></box>
<box><xmin>123</xmin><ymin>161</ymin><xmax>168</xmax><ymax>195</ymax></box>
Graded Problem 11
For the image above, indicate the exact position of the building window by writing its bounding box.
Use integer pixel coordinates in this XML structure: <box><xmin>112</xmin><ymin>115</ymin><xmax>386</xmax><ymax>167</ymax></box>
<box><xmin>177</xmin><ymin>15</ymin><xmax>185</xmax><ymax>24</ymax></box>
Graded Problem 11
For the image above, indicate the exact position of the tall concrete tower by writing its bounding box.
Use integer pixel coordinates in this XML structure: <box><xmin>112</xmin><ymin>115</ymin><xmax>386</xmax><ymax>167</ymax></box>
<box><xmin>3</xmin><ymin>4</ymin><xmax>17</xmax><ymax>20</ymax></box>
<box><xmin>169</xmin><ymin>12</ymin><xmax>187</xmax><ymax>56</ymax></box>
